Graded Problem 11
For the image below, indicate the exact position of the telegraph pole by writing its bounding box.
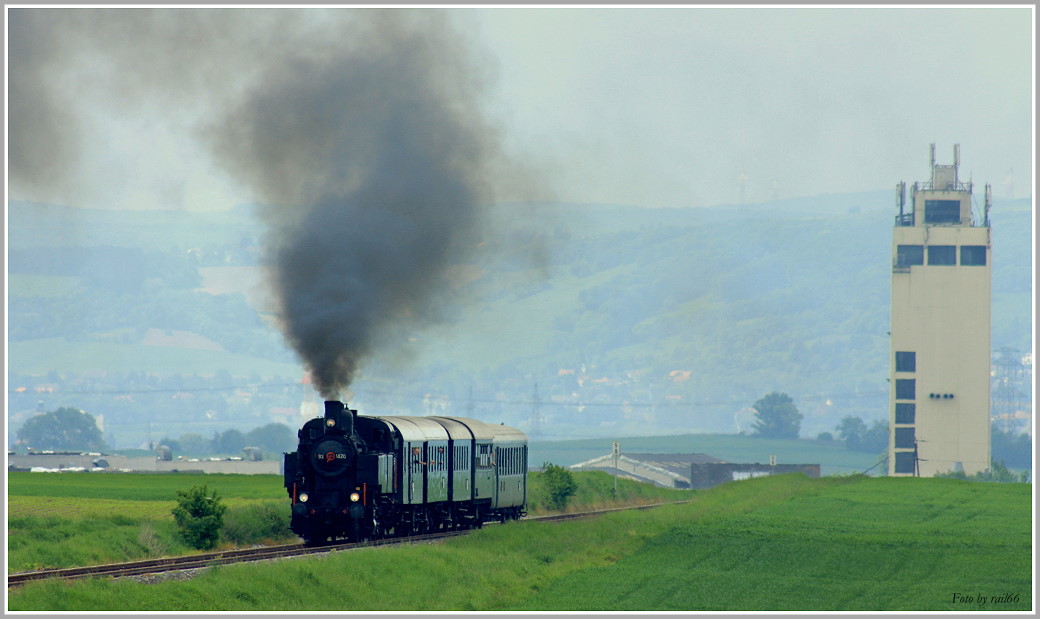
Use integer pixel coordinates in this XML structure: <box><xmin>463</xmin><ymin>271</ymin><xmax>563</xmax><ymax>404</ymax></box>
<box><xmin>612</xmin><ymin>441</ymin><xmax>620</xmax><ymax>497</ymax></box>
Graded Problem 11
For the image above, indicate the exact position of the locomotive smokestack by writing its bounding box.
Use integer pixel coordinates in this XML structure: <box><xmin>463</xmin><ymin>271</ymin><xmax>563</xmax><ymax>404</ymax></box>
<box><xmin>323</xmin><ymin>400</ymin><xmax>354</xmax><ymax>435</ymax></box>
<box><xmin>324</xmin><ymin>400</ymin><xmax>345</xmax><ymax>420</ymax></box>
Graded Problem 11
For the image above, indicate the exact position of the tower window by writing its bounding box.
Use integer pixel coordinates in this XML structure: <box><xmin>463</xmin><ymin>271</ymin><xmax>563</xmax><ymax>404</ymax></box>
<box><xmin>895</xmin><ymin>351</ymin><xmax>916</xmax><ymax>372</ymax></box>
<box><xmin>894</xmin><ymin>451</ymin><xmax>916</xmax><ymax>474</ymax></box>
<box><xmin>961</xmin><ymin>245</ymin><xmax>987</xmax><ymax>266</ymax></box>
<box><xmin>927</xmin><ymin>245</ymin><xmax>956</xmax><ymax>265</ymax></box>
<box><xmin>896</xmin><ymin>245</ymin><xmax>924</xmax><ymax>266</ymax></box>
<box><xmin>924</xmin><ymin>199</ymin><xmax>961</xmax><ymax>224</ymax></box>
<box><xmin>895</xmin><ymin>427</ymin><xmax>916</xmax><ymax>449</ymax></box>
<box><xmin>895</xmin><ymin>403</ymin><xmax>916</xmax><ymax>424</ymax></box>
<box><xmin>895</xmin><ymin>379</ymin><xmax>915</xmax><ymax>400</ymax></box>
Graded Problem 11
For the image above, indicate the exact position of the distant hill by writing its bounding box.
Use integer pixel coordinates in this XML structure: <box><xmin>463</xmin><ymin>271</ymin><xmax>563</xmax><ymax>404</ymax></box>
<box><xmin>6</xmin><ymin>192</ymin><xmax>1033</xmax><ymax>446</ymax></box>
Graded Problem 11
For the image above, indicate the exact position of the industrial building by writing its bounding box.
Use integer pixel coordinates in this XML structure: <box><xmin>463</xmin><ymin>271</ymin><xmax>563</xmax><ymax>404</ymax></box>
<box><xmin>570</xmin><ymin>451</ymin><xmax>820</xmax><ymax>489</ymax></box>
<box><xmin>889</xmin><ymin>144</ymin><xmax>992</xmax><ymax>476</ymax></box>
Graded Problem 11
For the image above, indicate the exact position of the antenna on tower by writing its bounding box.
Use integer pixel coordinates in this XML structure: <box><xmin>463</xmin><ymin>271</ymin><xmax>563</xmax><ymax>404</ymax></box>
<box><xmin>953</xmin><ymin>143</ymin><xmax>960</xmax><ymax>168</ymax></box>
<box><xmin>984</xmin><ymin>183</ymin><xmax>992</xmax><ymax>227</ymax></box>
<box><xmin>896</xmin><ymin>181</ymin><xmax>906</xmax><ymax>219</ymax></box>
<box><xmin>929</xmin><ymin>143</ymin><xmax>936</xmax><ymax>169</ymax></box>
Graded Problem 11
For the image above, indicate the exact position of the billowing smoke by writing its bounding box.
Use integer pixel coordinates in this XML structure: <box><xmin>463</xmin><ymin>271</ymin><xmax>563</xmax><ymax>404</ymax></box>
<box><xmin>9</xmin><ymin>9</ymin><xmax>528</xmax><ymax>399</ymax></box>
<box><xmin>208</xmin><ymin>13</ymin><xmax>510</xmax><ymax>398</ymax></box>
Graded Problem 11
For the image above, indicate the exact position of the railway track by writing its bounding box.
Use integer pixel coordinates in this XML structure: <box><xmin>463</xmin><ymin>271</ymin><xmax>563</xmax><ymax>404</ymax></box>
<box><xmin>8</xmin><ymin>501</ymin><xmax>683</xmax><ymax>588</ymax></box>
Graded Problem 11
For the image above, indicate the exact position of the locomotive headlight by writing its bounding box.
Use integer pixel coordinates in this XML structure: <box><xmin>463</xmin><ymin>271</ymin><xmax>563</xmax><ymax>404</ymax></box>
<box><xmin>349</xmin><ymin>492</ymin><xmax>360</xmax><ymax>502</ymax></box>
<box><xmin>326</xmin><ymin>418</ymin><xmax>336</xmax><ymax>428</ymax></box>
<box><xmin>298</xmin><ymin>492</ymin><xmax>309</xmax><ymax>503</ymax></box>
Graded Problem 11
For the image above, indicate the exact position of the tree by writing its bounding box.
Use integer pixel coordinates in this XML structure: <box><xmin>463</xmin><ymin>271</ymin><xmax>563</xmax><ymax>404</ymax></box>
<box><xmin>541</xmin><ymin>462</ymin><xmax>578</xmax><ymax>511</ymax></box>
<box><xmin>245</xmin><ymin>423</ymin><xmax>295</xmax><ymax>454</ymax></box>
<box><xmin>860</xmin><ymin>420</ymin><xmax>889</xmax><ymax>453</ymax></box>
<box><xmin>836</xmin><ymin>416</ymin><xmax>889</xmax><ymax>453</ymax></box>
<box><xmin>991</xmin><ymin>424</ymin><xmax>1032</xmax><ymax>469</ymax></box>
<box><xmin>172</xmin><ymin>485</ymin><xmax>227</xmax><ymax>550</ymax></box>
<box><xmin>17</xmin><ymin>407</ymin><xmax>105</xmax><ymax>451</ymax></box>
<box><xmin>750</xmin><ymin>392</ymin><xmax>802</xmax><ymax>439</ymax></box>
<box><xmin>835</xmin><ymin>415</ymin><xmax>867</xmax><ymax>450</ymax></box>
<box><xmin>177</xmin><ymin>432</ymin><xmax>211</xmax><ymax>456</ymax></box>
<box><xmin>211</xmin><ymin>429</ymin><xmax>247</xmax><ymax>455</ymax></box>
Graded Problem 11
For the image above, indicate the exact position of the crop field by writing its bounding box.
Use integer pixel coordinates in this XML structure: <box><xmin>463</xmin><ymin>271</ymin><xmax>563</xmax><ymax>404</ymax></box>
<box><xmin>7</xmin><ymin>473</ymin><xmax>1032</xmax><ymax>612</ymax></box>
<box><xmin>7</xmin><ymin>473</ymin><xmax>294</xmax><ymax>572</ymax></box>
<box><xmin>8</xmin><ymin>472</ymin><xmax>286</xmax><ymax>518</ymax></box>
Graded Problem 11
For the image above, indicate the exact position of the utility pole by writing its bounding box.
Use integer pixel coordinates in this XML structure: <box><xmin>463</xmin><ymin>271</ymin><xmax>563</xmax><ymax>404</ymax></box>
<box><xmin>612</xmin><ymin>441</ymin><xmax>620</xmax><ymax>497</ymax></box>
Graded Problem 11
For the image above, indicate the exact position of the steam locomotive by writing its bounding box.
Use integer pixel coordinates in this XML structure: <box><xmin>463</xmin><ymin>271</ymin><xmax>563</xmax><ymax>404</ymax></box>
<box><xmin>284</xmin><ymin>400</ymin><xmax>527</xmax><ymax>544</ymax></box>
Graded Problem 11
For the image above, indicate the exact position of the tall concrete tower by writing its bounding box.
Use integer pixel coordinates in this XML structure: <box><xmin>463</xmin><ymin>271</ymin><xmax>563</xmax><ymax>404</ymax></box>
<box><xmin>889</xmin><ymin>144</ymin><xmax>992</xmax><ymax>477</ymax></box>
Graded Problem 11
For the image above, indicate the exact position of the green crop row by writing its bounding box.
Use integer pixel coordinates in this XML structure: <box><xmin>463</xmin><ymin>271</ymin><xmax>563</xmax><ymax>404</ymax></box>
<box><xmin>7</xmin><ymin>472</ymin><xmax>287</xmax><ymax>501</ymax></box>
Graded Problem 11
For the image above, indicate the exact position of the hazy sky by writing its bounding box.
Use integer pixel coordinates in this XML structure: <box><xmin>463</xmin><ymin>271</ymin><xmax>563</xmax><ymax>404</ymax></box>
<box><xmin>7</xmin><ymin>6</ymin><xmax>1033</xmax><ymax>211</ymax></box>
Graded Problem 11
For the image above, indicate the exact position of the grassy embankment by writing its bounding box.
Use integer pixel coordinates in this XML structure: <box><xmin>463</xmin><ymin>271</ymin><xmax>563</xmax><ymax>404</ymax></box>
<box><xmin>8</xmin><ymin>473</ymin><xmax>1032</xmax><ymax>612</ymax></box>
<box><xmin>7</xmin><ymin>469</ymin><xmax>685</xmax><ymax>572</ymax></box>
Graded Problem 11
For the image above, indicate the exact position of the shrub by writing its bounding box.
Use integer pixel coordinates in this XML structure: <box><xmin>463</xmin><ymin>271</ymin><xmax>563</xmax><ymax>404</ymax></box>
<box><xmin>221</xmin><ymin>501</ymin><xmax>292</xmax><ymax>545</ymax></box>
<box><xmin>542</xmin><ymin>462</ymin><xmax>578</xmax><ymax>511</ymax></box>
<box><xmin>172</xmin><ymin>484</ymin><xmax>227</xmax><ymax>550</ymax></box>
<box><xmin>936</xmin><ymin>460</ymin><xmax>1030</xmax><ymax>483</ymax></box>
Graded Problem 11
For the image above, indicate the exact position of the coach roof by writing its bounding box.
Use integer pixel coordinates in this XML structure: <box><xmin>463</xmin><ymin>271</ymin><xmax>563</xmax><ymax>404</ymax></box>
<box><xmin>374</xmin><ymin>416</ymin><xmax>450</xmax><ymax>443</ymax></box>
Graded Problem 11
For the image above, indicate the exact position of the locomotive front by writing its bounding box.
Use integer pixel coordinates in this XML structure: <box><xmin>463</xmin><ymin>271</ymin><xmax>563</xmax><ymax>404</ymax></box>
<box><xmin>284</xmin><ymin>400</ymin><xmax>367</xmax><ymax>544</ymax></box>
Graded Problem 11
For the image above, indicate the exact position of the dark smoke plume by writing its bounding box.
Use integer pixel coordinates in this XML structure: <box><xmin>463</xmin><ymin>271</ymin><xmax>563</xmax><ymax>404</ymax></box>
<box><xmin>8</xmin><ymin>9</ymin><xmax>528</xmax><ymax>399</ymax></box>
<box><xmin>207</xmin><ymin>12</ymin><xmax>513</xmax><ymax>398</ymax></box>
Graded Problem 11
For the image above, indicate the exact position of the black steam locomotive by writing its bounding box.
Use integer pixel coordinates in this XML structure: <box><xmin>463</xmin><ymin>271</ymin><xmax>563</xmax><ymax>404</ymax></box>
<box><xmin>284</xmin><ymin>400</ymin><xmax>527</xmax><ymax>544</ymax></box>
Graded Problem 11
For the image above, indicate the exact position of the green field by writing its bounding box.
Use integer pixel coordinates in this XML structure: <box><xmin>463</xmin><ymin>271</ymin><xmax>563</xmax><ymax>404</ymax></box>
<box><xmin>7</xmin><ymin>473</ymin><xmax>1032</xmax><ymax>611</ymax></box>
<box><xmin>6</xmin><ymin>470</ymin><xmax>685</xmax><ymax>574</ymax></box>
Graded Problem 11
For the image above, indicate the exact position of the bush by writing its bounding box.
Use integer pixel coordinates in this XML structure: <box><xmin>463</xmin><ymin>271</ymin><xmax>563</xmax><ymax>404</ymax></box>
<box><xmin>221</xmin><ymin>501</ymin><xmax>292</xmax><ymax>545</ymax></box>
<box><xmin>172</xmin><ymin>485</ymin><xmax>227</xmax><ymax>550</ymax></box>
<box><xmin>541</xmin><ymin>462</ymin><xmax>578</xmax><ymax>511</ymax></box>
<box><xmin>935</xmin><ymin>460</ymin><xmax>1030</xmax><ymax>483</ymax></box>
